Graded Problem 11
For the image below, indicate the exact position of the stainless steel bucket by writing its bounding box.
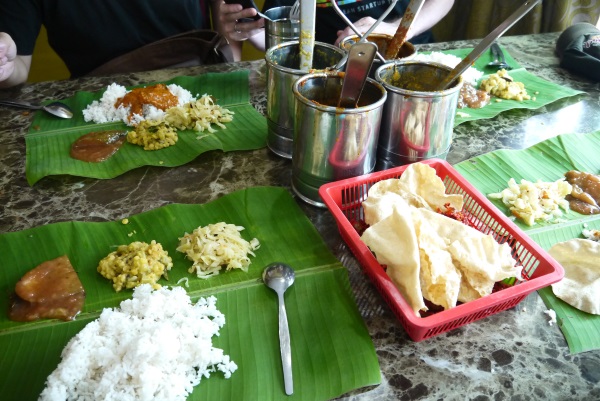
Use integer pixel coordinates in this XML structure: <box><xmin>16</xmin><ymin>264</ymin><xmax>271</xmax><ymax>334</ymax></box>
<box><xmin>375</xmin><ymin>61</ymin><xmax>463</xmax><ymax>170</ymax></box>
<box><xmin>265</xmin><ymin>6</ymin><xmax>300</xmax><ymax>50</ymax></box>
<box><xmin>265</xmin><ymin>41</ymin><xmax>345</xmax><ymax>159</ymax></box>
<box><xmin>291</xmin><ymin>72</ymin><xmax>387</xmax><ymax>207</ymax></box>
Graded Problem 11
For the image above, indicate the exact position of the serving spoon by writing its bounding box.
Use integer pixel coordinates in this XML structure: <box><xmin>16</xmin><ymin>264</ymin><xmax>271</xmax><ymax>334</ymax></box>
<box><xmin>385</xmin><ymin>0</ymin><xmax>426</xmax><ymax>59</ymax></box>
<box><xmin>487</xmin><ymin>42</ymin><xmax>511</xmax><ymax>70</ymax></box>
<box><xmin>432</xmin><ymin>0</ymin><xmax>540</xmax><ymax>91</ymax></box>
<box><xmin>331</xmin><ymin>0</ymin><xmax>397</xmax><ymax>69</ymax></box>
<box><xmin>338</xmin><ymin>42</ymin><xmax>378</xmax><ymax>108</ymax></box>
<box><xmin>263</xmin><ymin>262</ymin><xmax>296</xmax><ymax>396</ymax></box>
<box><xmin>0</xmin><ymin>99</ymin><xmax>74</xmax><ymax>118</ymax></box>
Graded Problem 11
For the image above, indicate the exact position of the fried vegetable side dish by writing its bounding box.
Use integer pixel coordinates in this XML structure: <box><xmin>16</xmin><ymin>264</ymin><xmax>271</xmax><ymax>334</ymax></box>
<box><xmin>9</xmin><ymin>255</ymin><xmax>85</xmax><ymax>322</ymax></box>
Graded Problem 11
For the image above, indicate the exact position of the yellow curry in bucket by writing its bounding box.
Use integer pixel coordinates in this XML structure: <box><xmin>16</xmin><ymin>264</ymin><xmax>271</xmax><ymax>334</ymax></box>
<box><xmin>374</xmin><ymin>61</ymin><xmax>463</xmax><ymax>170</ymax></box>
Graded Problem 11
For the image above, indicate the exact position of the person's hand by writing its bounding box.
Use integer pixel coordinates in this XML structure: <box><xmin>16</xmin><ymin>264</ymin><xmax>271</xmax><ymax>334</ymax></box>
<box><xmin>0</xmin><ymin>32</ymin><xmax>17</xmax><ymax>83</ymax></box>
<box><xmin>334</xmin><ymin>18</ymin><xmax>399</xmax><ymax>46</ymax></box>
<box><xmin>219</xmin><ymin>2</ymin><xmax>265</xmax><ymax>43</ymax></box>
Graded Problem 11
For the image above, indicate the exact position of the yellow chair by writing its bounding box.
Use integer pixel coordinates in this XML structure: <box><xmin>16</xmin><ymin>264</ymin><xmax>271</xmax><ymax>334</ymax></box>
<box><xmin>28</xmin><ymin>27</ymin><xmax>69</xmax><ymax>83</ymax></box>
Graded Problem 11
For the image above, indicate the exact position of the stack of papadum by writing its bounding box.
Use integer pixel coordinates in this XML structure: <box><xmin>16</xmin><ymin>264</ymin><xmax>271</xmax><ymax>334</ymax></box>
<box><xmin>548</xmin><ymin>239</ymin><xmax>600</xmax><ymax>315</ymax></box>
<box><xmin>360</xmin><ymin>163</ymin><xmax>522</xmax><ymax>316</ymax></box>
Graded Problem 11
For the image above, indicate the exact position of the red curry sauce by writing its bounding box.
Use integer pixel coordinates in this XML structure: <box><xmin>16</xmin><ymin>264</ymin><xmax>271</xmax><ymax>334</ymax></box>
<box><xmin>70</xmin><ymin>130</ymin><xmax>126</xmax><ymax>163</ymax></box>
<box><xmin>115</xmin><ymin>83</ymin><xmax>178</xmax><ymax>120</ymax></box>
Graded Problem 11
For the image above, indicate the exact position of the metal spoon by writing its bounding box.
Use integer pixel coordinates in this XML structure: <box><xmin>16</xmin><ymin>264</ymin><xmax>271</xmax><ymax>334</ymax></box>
<box><xmin>262</xmin><ymin>262</ymin><xmax>296</xmax><ymax>396</ymax></box>
<box><xmin>299</xmin><ymin>0</ymin><xmax>317</xmax><ymax>71</ymax></box>
<box><xmin>487</xmin><ymin>42</ymin><xmax>511</xmax><ymax>70</ymax></box>
<box><xmin>256</xmin><ymin>10</ymin><xmax>271</xmax><ymax>21</ymax></box>
<box><xmin>331</xmin><ymin>0</ymin><xmax>397</xmax><ymax>69</ymax></box>
<box><xmin>290</xmin><ymin>0</ymin><xmax>300</xmax><ymax>20</ymax></box>
<box><xmin>338</xmin><ymin>42</ymin><xmax>378</xmax><ymax>108</ymax></box>
<box><xmin>385</xmin><ymin>0</ymin><xmax>426</xmax><ymax>59</ymax></box>
<box><xmin>0</xmin><ymin>99</ymin><xmax>74</xmax><ymax>118</ymax></box>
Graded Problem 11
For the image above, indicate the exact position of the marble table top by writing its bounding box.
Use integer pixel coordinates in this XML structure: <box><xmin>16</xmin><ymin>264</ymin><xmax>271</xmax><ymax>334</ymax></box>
<box><xmin>1</xmin><ymin>32</ymin><xmax>599</xmax><ymax>400</ymax></box>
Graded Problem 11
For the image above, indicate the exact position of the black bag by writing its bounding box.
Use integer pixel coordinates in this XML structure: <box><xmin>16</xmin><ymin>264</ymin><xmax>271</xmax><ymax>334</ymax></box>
<box><xmin>87</xmin><ymin>30</ymin><xmax>234</xmax><ymax>76</ymax></box>
<box><xmin>556</xmin><ymin>22</ymin><xmax>600</xmax><ymax>82</ymax></box>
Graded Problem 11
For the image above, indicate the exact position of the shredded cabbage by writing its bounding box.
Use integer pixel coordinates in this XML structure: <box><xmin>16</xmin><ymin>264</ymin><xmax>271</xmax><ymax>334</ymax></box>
<box><xmin>165</xmin><ymin>95</ymin><xmax>234</xmax><ymax>134</ymax></box>
<box><xmin>177</xmin><ymin>222</ymin><xmax>260</xmax><ymax>279</ymax></box>
<box><xmin>488</xmin><ymin>177</ymin><xmax>572</xmax><ymax>226</ymax></box>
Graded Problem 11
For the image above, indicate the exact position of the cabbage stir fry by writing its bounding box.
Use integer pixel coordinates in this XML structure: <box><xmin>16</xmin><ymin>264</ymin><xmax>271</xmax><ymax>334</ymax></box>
<box><xmin>177</xmin><ymin>222</ymin><xmax>260</xmax><ymax>278</ymax></box>
<box><xmin>488</xmin><ymin>177</ymin><xmax>572</xmax><ymax>226</ymax></box>
<box><xmin>166</xmin><ymin>95</ymin><xmax>234</xmax><ymax>133</ymax></box>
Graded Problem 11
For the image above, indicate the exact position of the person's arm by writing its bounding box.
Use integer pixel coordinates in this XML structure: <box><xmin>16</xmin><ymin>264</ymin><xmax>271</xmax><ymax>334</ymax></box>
<box><xmin>405</xmin><ymin>0</ymin><xmax>454</xmax><ymax>38</ymax></box>
<box><xmin>217</xmin><ymin>1</ymin><xmax>266</xmax><ymax>61</ymax></box>
<box><xmin>334</xmin><ymin>0</ymin><xmax>454</xmax><ymax>46</ymax></box>
<box><xmin>0</xmin><ymin>32</ymin><xmax>30</xmax><ymax>88</ymax></box>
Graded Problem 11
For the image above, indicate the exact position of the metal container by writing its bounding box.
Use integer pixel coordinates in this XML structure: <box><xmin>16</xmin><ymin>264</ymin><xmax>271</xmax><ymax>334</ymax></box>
<box><xmin>291</xmin><ymin>72</ymin><xmax>387</xmax><ymax>207</ymax></box>
<box><xmin>265</xmin><ymin>6</ymin><xmax>300</xmax><ymax>50</ymax></box>
<box><xmin>375</xmin><ymin>61</ymin><xmax>463</xmax><ymax>170</ymax></box>
<box><xmin>339</xmin><ymin>34</ymin><xmax>416</xmax><ymax>78</ymax></box>
<box><xmin>265</xmin><ymin>41</ymin><xmax>345</xmax><ymax>159</ymax></box>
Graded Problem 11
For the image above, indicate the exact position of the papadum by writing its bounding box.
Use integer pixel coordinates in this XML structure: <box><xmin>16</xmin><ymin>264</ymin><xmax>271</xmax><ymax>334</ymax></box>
<box><xmin>549</xmin><ymin>239</ymin><xmax>600</xmax><ymax>315</ymax></box>
<box><xmin>360</xmin><ymin>162</ymin><xmax>521</xmax><ymax>317</ymax></box>
<box><xmin>361</xmin><ymin>199</ymin><xmax>427</xmax><ymax>315</ymax></box>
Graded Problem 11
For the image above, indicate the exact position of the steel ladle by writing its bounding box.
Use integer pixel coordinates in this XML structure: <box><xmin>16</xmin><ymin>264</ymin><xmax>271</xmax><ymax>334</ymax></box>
<box><xmin>338</xmin><ymin>42</ymin><xmax>378</xmax><ymax>108</ymax></box>
<box><xmin>331</xmin><ymin>0</ymin><xmax>397</xmax><ymax>69</ymax></box>
<box><xmin>263</xmin><ymin>262</ymin><xmax>296</xmax><ymax>396</ymax></box>
<box><xmin>432</xmin><ymin>0</ymin><xmax>541</xmax><ymax>91</ymax></box>
<box><xmin>385</xmin><ymin>0</ymin><xmax>426</xmax><ymax>59</ymax></box>
<box><xmin>0</xmin><ymin>99</ymin><xmax>74</xmax><ymax>118</ymax></box>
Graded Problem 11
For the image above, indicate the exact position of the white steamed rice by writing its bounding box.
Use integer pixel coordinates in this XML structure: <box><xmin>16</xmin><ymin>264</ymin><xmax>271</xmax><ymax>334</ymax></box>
<box><xmin>39</xmin><ymin>284</ymin><xmax>237</xmax><ymax>401</ymax></box>
<box><xmin>82</xmin><ymin>83</ymin><xmax>196</xmax><ymax>126</ymax></box>
<box><xmin>412</xmin><ymin>51</ymin><xmax>484</xmax><ymax>85</ymax></box>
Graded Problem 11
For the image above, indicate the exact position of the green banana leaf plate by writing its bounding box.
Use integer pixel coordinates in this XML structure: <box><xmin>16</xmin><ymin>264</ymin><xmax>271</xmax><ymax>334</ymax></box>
<box><xmin>0</xmin><ymin>187</ymin><xmax>381</xmax><ymax>401</ymax></box>
<box><xmin>455</xmin><ymin>130</ymin><xmax>600</xmax><ymax>353</ymax></box>
<box><xmin>25</xmin><ymin>70</ymin><xmax>267</xmax><ymax>186</ymax></box>
<box><xmin>436</xmin><ymin>46</ymin><xmax>586</xmax><ymax>126</ymax></box>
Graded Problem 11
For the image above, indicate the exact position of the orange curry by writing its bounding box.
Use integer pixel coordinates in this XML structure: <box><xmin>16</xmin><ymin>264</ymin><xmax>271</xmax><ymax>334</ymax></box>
<box><xmin>115</xmin><ymin>83</ymin><xmax>178</xmax><ymax>120</ymax></box>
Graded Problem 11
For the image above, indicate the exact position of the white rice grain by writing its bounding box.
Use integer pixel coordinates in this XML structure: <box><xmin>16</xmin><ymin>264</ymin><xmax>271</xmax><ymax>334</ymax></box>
<box><xmin>39</xmin><ymin>285</ymin><xmax>236</xmax><ymax>401</ymax></box>
<box><xmin>412</xmin><ymin>51</ymin><xmax>484</xmax><ymax>85</ymax></box>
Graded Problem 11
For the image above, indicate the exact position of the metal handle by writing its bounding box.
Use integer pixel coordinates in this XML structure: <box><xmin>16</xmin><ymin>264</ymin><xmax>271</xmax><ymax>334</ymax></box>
<box><xmin>491</xmin><ymin>42</ymin><xmax>502</xmax><ymax>62</ymax></box>
<box><xmin>278</xmin><ymin>292</ymin><xmax>293</xmax><ymax>395</ymax></box>
<box><xmin>0</xmin><ymin>99</ymin><xmax>40</xmax><ymax>110</ymax></box>
<box><xmin>331</xmin><ymin>0</ymin><xmax>397</xmax><ymax>69</ymax></box>
<box><xmin>435</xmin><ymin>0</ymin><xmax>541</xmax><ymax>90</ymax></box>
<box><xmin>299</xmin><ymin>0</ymin><xmax>317</xmax><ymax>71</ymax></box>
<box><xmin>385</xmin><ymin>0</ymin><xmax>426</xmax><ymax>59</ymax></box>
<box><xmin>338</xmin><ymin>42</ymin><xmax>377</xmax><ymax>108</ymax></box>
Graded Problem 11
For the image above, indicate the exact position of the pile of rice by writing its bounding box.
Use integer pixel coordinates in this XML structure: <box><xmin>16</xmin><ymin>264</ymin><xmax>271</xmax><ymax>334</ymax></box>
<box><xmin>39</xmin><ymin>285</ymin><xmax>237</xmax><ymax>401</ymax></box>
<box><xmin>83</xmin><ymin>83</ymin><xmax>196</xmax><ymax>126</ymax></box>
<box><xmin>412</xmin><ymin>51</ymin><xmax>483</xmax><ymax>85</ymax></box>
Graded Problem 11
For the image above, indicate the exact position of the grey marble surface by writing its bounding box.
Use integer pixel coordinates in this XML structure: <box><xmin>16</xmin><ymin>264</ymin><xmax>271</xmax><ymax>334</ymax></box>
<box><xmin>1</xmin><ymin>33</ymin><xmax>599</xmax><ymax>400</ymax></box>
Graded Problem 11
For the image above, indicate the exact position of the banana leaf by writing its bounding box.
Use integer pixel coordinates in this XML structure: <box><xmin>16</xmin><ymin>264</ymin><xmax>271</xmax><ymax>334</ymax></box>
<box><xmin>431</xmin><ymin>47</ymin><xmax>587</xmax><ymax>126</ymax></box>
<box><xmin>25</xmin><ymin>71</ymin><xmax>267</xmax><ymax>186</ymax></box>
<box><xmin>455</xmin><ymin>130</ymin><xmax>600</xmax><ymax>353</ymax></box>
<box><xmin>0</xmin><ymin>187</ymin><xmax>380</xmax><ymax>401</ymax></box>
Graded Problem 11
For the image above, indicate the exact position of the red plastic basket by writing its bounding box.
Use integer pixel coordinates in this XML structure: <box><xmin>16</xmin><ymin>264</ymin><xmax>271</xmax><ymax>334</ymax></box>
<box><xmin>318</xmin><ymin>159</ymin><xmax>564</xmax><ymax>342</ymax></box>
